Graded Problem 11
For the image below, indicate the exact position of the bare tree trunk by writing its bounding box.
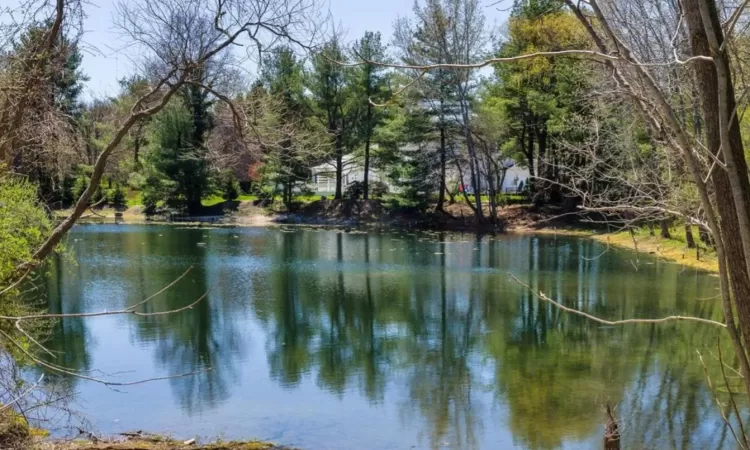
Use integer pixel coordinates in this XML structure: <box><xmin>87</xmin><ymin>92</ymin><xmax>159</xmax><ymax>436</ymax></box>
<box><xmin>436</xmin><ymin>126</ymin><xmax>447</xmax><ymax>212</ymax></box>
<box><xmin>335</xmin><ymin>134</ymin><xmax>343</xmax><ymax>200</ymax></box>
<box><xmin>685</xmin><ymin>224</ymin><xmax>696</xmax><ymax>249</ymax></box>
<box><xmin>446</xmin><ymin>185</ymin><xmax>456</xmax><ymax>205</ymax></box>
<box><xmin>363</xmin><ymin>99</ymin><xmax>373</xmax><ymax>201</ymax></box>
<box><xmin>461</xmin><ymin>104</ymin><xmax>484</xmax><ymax>222</ymax></box>
<box><xmin>485</xmin><ymin>154</ymin><xmax>498</xmax><ymax>224</ymax></box>
<box><xmin>565</xmin><ymin>0</ymin><xmax>750</xmax><ymax>397</ymax></box>
<box><xmin>497</xmin><ymin>167</ymin><xmax>507</xmax><ymax>207</ymax></box>
<box><xmin>526</xmin><ymin>123</ymin><xmax>535</xmax><ymax>193</ymax></box>
<box><xmin>363</xmin><ymin>138</ymin><xmax>370</xmax><ymax>201</ymax></box>
<box><xmin>452</xmin><ymin>150</ymin><xmax>477</xmax><ymax>214</ymax></box>
<box><xmin>536</xmin><ymin>123</ymin><xmax>547</xmax><ymax>185</ymax></box>
<box><xmin>660</xmin><ymin>220</ymin><xmax>671</xmax><ymax>239</ymax></box>
<box><xmin>684</xmin><ymin>0</ymin><xmax>750</xmax><ymax>356</ymax></box>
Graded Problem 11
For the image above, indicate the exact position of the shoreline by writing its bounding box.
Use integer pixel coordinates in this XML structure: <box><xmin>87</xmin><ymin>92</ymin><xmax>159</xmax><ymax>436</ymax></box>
<box><xmin>67</xmin><ymin>204</ymin><xmax>719</xmax><ymax>273</ymax></box>
<box><xmin>63</xmin><ymin>198</ymin><xmax>720</xmax><ymax>273</ymax></box>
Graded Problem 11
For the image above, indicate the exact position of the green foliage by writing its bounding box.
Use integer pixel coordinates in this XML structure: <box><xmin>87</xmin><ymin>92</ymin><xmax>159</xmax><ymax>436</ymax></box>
<box><xmin>370</xmin><ymin>181</ymin><xmax>389</xmax><ymax>199</ymax></box>
<box><xmin>261</xmin><ymin>48</ymin><xmax>308</xmax><ymax>113</ymax></box>
<box><xmin>309</xmin><ymin>38</ymin><xmax>361</xmax><ymax>199</ymax></box>
<box><xmin>144</xmin><ymin>99</ymin><xmax>210</xmax><ymax>213</ymax></box>
<box><xmin>108</xmin><ymin>185</ymin><xmax>127</xmax><ymax>208</ymax></box>
<box><xmin>219</xmin><ymin>171</ymin><xmax>240</xmax><ymax>201</ymax></box>
<box><xmin>345</xmin><ymin>180</ymin><xmax>365</xmax><ymax>200</ymax></box>
<box><xmin>0</xmin><ymin>171</ymin><xmax>55</xmax><ymax>362</ymax></box>
<box><xmin>72</xmin><ymin>172</ymin><xmax>89</xmax><ymax>201</ymax></box>
<box><xmin>65</xmin><ymin>165</ymin><xmax>105</xmax><ymax>205</ymax></box>
<box><xmin>259</xmin><ymin>48</ymin><xmax>331</xmax><ymax>205</ymax></box>
<box><xmin>14</xmin><ymin>24</ymin><xmax>88</xmax><ymax>117</ymax></box>
<box><xmin>0</xmin><ymin>173</ymin><xmax>51</xmax><ymax>286</ymax></box>
<box><xmin>373</xmin><ymin>101</ymin><xmax>437</xmax><ymax>209</ymax></box>
<box><xmin>477</xmin><ymin>4</ymin><xmax>594</xmax><ymax>199</ymax></box>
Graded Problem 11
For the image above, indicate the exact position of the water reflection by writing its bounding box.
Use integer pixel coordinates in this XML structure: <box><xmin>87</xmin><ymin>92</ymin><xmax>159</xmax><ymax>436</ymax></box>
<box><xmin>41</xmin><ymin>226</ymin><xmax>731</xmax><ymax>450</ymax></box>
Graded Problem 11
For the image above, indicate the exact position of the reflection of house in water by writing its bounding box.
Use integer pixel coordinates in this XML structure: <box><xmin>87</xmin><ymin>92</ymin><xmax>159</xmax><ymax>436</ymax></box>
<box><xmin>309</xmin><ymin>147</ymin><xmax>530</xmax><ymax>195</ymax></box>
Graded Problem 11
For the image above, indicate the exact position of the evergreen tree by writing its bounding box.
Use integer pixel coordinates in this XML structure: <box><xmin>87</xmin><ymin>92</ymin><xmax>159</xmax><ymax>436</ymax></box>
<box><xmin>260</xmin><ymin>47</ymin><xmax>319</xmax><ymax>206</ymax></box>
<box><xmin>351</xmin><ymin>31</ymin><xmax>389</xmax><ymax>200</ymax></box>
<box><xmin>309</xmin><ymin>38</ymin><xmax>359</xmax><ymax>200</ymax></box>
<box><xmin>394</xmin><ymin>1</ymin><xmax>465</xmax><ymax>212</ymax></box>
<box><xmin>10</xmin><ymin>25</ymin><xmax>88</xmax><ymax>203</ymax></box>
<box><xmin>145</xmin><ymin>100</ymin><xmax>210</xmax><ymax>213</ymax></box>
<box><xmin>488</xmin><ymin>1</ymin><xmax>590</xmax><ymax>200</ymax></box>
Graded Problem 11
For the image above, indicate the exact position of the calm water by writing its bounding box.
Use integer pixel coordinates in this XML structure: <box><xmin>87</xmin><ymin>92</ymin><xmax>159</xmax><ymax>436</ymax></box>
<box><xmin>40</xmin><ymin>225</ymin><xmax>734</xmax><ymax>449</ymax></box>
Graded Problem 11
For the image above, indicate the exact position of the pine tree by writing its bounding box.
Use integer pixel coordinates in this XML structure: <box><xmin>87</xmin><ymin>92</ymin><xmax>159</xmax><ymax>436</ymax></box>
<box><xmin>351</xmin><ymin>31</ymin><xmax>389</xmax><ymax>200</ymax></box>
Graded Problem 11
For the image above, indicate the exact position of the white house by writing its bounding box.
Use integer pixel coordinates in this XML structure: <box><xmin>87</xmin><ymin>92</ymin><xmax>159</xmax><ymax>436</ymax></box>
<box><xmin>310</xmin><ymin>154</ymin><xmax>396</xmax><ymax>194</ymax></box>
<box><xmin>499</xmin><ymin>165</ymin><xmax>531</xmax><ymax>193</ymax></box>
<box><xmin>309</xmin><ymin>151</ymin><xmax>530</xmax><ymax>195</ymax></box>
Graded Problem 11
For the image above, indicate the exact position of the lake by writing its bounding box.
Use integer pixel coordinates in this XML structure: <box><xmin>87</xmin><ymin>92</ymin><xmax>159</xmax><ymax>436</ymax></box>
<box><xmin>40</xmin><ymin>225</ymin><xmax>732</xmax><ymax>449</ymax></box>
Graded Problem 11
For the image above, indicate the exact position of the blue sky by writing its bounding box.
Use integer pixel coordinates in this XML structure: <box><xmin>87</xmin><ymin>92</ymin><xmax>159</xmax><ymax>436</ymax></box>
<box><xmin>63</xmin><ymin>0</ymin><xmax>510</xmax><ymax>98</ymax></box>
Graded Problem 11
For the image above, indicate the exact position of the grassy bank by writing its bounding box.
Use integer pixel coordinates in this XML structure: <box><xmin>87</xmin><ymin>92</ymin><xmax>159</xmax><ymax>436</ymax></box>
<box><xmin>588</xmin><ymin>227</ymin><xmax>718</xmax><ymax>273</ymax></box>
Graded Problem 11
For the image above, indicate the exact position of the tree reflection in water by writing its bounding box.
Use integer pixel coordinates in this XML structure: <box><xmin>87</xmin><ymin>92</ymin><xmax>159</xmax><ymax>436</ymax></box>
<box><xmin>43</xmin><ymin>227</ymin><xmax>733</xmax><ymax>450</ymax></box>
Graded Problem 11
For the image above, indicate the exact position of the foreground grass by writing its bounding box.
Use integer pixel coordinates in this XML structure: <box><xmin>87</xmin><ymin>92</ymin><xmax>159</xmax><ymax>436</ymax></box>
<box><xmin>201</xmin><ymin>194</ymin><xmax>257</xmax><ymax>207</ymax></box>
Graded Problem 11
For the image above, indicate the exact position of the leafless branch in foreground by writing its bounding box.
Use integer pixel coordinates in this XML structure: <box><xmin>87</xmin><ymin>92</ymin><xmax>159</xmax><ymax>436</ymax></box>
<box><xmin>698</xmin><ymin>345</ymin><xmax>748</xmax><ymax>449</ymax></box>
<box><xmin>0</xmin><ymin>266</ymin><xmax>218</xmax><ymax>387</ymax></box>
<box><xmin>0</xmin><ymin>373</ymin><xmax>44</xmax><ymax>413</ymax></box>
<box><xmin>509</xmin><ymin>273</ymin><xmax>726</xmax><ymax>328</ymax></box>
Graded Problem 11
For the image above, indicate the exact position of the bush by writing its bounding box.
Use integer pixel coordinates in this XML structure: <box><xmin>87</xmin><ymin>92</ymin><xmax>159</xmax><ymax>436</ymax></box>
<box><xmin>60</xmin><ymin>175</ymin><xmax>76</xmax><ymax>205</ymax></box>
<box><xmin>108</xmin><ymin>186</ymin><xmax>126</xmax><ymax>208</ymax></box>
<box><xmin>345</xmin><ymin>180</ymin><xmax>365</xmax><ymax>200</ymax></box>
<box><xmin>239</xmin><ymin>181</ymin><xmax>252</xmax><ymax>194</ymax></box>
<box><xmin>72</xmin><ymin>175</ymin><xmax>88</xmax><ymax>201</ymax></box>
<box><xmin>0</xmin><ymin>170</ymin><xmax>55</xmax><ymax>363</ymax></box>
<box><xmin>0</xmin><ymin>172</ymin><xmax>52</xmax><ymax>284</ymax></box>
<box><xmin>219</xmin><ymin>171</ymin><xmax>239</xmax><ymax>201</ymax></box>
<box><xmin>141</xmin><ymin>190</ymin><xmax>160</xmax><ymax>214</ymax></box>
<box><xmin>370</xmin><ymin>181</ymin><xmax>389</xmax><ymax>199</ymax></box>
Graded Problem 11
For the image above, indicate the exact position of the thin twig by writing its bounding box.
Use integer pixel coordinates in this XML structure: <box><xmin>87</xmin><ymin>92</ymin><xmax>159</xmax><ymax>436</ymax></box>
<box><xmin>718</xmin><ymin>338</ymin><xmax>749</xmax><ymax>447</ymax></box>
<box><xmin>0</xmin><ymin>267</ymin><xmax>195</xmax><ymax>321</ymax></box>
<box><xmin>699</xmin><ymin>350</ymin><xmax>746</xmax><ymax>449</ymax></box>
<box><xmin>0</xmin><ymin>329</ymin><xmax>211</xmax><ymax>387</ymax></box>
<box><xmin>0</xmin><ymin>374</ymin><xmax>44</xmax><ymax>413</ymax></box>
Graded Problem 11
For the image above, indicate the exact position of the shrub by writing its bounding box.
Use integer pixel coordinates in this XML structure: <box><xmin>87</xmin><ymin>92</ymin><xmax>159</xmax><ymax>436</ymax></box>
<box><xmin>345</xmin><ymin>180</ymin><xmax>365</xmax><ymax>200</ymax></box>
<box><xmin>370</xmin><ymin>181</ymin><xmax>389</xmax><ymax>199</ymax></box>
<box><xmin>0</xmin><ymin>170</ymin><xmax>55</xmax><ymax>363</ymax></box>
<box><xmin>141</xmin><ymin>190</ymin><xmax>159</xmax><ymax>214</ymax></box>
<box><xmin>219</xmin><ymin>171</ymin><xmax>239</xmax><ymax>201</ymax></box>
<box><xmin>109</xmin><ymin>186</ymin><xmax>126</xmax><ymax>208</ymax></box>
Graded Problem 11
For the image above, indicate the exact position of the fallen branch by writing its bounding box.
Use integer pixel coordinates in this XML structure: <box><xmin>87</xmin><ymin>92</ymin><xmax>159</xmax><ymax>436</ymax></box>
<box><xmin>508</xmin><ymin>273</ymin><xmax>726</xmax><ymax>328</ymax></box>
